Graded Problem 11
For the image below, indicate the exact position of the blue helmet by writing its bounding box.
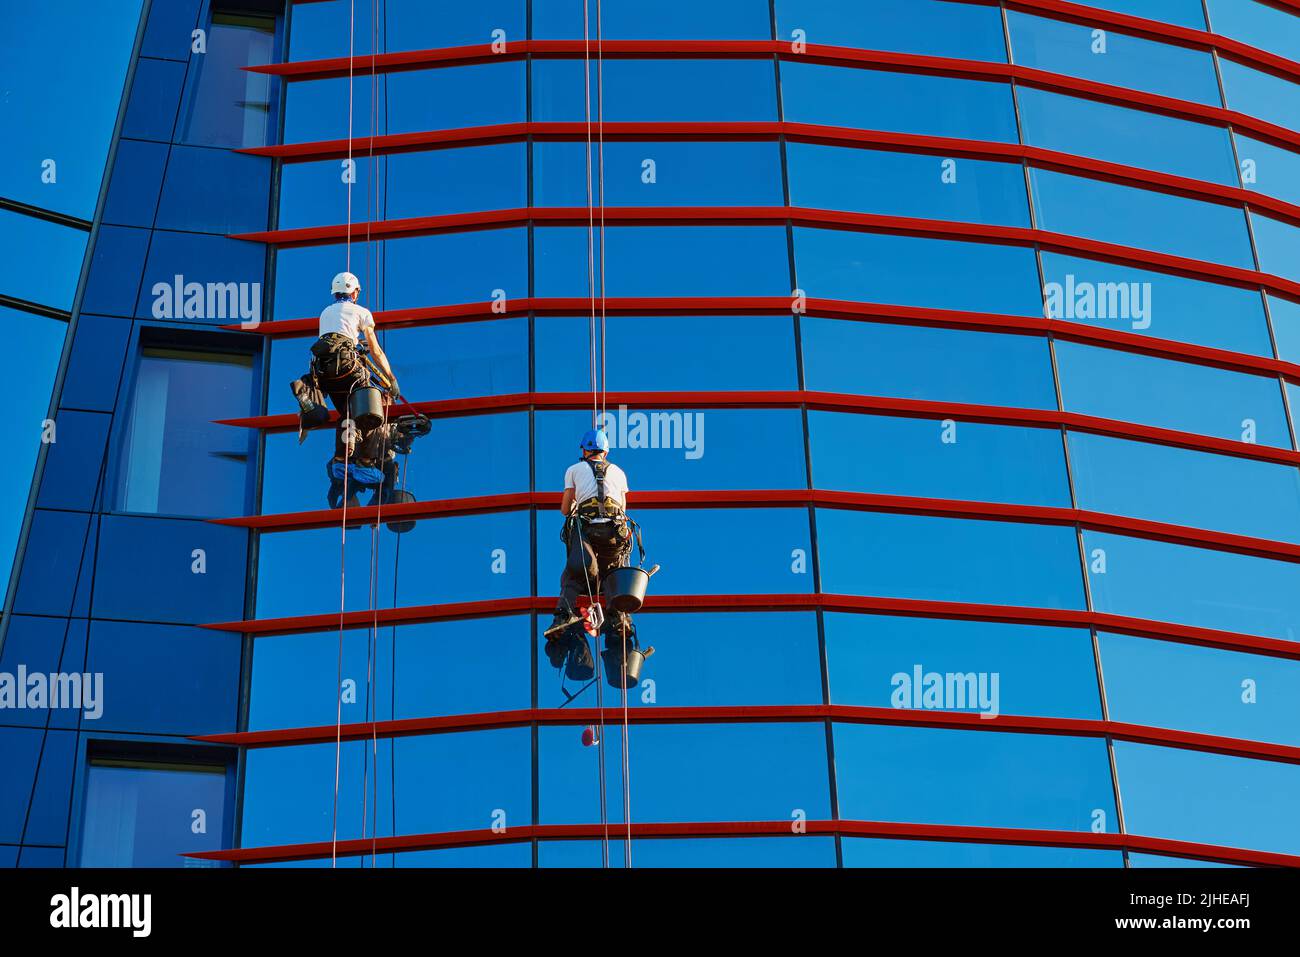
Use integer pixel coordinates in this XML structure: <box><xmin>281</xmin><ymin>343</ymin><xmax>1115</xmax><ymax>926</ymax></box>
<box><xmin>580</xmin><ymin>428</ymin><xmax>610</xmax><ymax>453</ymax></box>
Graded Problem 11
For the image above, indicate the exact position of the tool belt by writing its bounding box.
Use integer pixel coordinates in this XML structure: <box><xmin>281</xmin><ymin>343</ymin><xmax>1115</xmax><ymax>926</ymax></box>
<box><xmin>310</xmin><ymin>332</ymin><xmax>363</xmax><ymax>382</ymax></box>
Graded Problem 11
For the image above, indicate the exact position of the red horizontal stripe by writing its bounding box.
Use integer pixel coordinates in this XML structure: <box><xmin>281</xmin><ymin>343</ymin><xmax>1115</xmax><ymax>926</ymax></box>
<box><xmin>249</xmin><ymin>40</ymin><xmax>1300</xmax><ymax>154</ymax></box>
<box><xmin>240</xmin><ymin>120</ymin><xmax>1300</xmax><ymax>229</ymax></box>
<box><xmin>229</xmin><ymin>205</ymin><xmax>1300</xmax><ymax>302</ymax></box>
<box><xmin>202</xmin><ymin>592</ymin><xmax>1300</xmax><ymax>662</ymax></box>
<box><xmin>231</xmin><ymin>294</ymin><xmax>1300</xmax><ymax>390</ymax></box>
<box><xmin>215</xmin><ymin>488</ymin><xmax>1300</xmax><ymax>565</ymax></box>
<box><xmin>181</xmin><ymin>818</ymin><xmax>1300</xmax><ymax>868</ymax></box>
<box><xmin>192</xmin><ymin>703</ymin><xmax>1300</xmax><ymax>770</ymax></box>
<box><xmin>217</xmin><ymin>390</ymin><xmax>1300</xmax><ymax>468</ymax></box>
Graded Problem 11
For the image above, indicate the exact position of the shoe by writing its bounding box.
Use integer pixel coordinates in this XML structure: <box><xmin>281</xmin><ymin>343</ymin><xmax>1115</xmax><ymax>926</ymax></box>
<box><xmin>565</xmin><ymin>635</ymin><xmax>596</xmax><ymax>682</ymax></box>
<box><xmin>544</xmin><ymin>612</ymin><xmax>582</xmax><ymax>639</ymax></box>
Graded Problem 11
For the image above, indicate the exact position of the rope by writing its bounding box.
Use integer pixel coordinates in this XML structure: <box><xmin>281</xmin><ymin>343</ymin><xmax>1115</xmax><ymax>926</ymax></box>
<box><xmin>574</xmin><ymin>521</ymin><xmax>610</xmax><ymax>868</ymax></box>
<box><xmin>583</xmin><ymin>0</ymin><xmax>598</xmax><ymax>429</ymax></box>
<box><xmin>596</xmin><ymin>0</ymin><xmax>608</xmax><ymax>421</ymax></box>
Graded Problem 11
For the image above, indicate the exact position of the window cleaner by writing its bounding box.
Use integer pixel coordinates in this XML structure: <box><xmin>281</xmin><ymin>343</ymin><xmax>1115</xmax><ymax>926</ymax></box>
<box><xmin>289</xmin><ymin>272</ymin><xmax>422</xmax><ymax>514</ymax></box>
<box><xmin>544</xmin><ymin>428</ymin><xmax>656</xmax><ymax>686</ymax></box>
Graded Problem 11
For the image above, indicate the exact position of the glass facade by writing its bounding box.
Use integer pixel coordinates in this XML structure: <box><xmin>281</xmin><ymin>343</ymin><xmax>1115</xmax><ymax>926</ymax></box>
<box><xmin>3</xmin><ymin>0</ymin><xmax>1300</xmax><ymax>870</ymax></box>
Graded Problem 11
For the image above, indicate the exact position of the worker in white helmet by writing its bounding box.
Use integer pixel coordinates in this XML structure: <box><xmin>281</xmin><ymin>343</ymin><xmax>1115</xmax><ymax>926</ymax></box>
<box><xmin>290</xmin><ymin>272</ymin><xmax>401</xmax><ymax>487</ymax></box>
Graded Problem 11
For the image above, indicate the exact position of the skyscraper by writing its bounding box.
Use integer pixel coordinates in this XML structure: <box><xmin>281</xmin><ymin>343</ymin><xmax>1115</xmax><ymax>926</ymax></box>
<box><xmin>4</xmin><ymin>0</ymin><xmax>1300</xmax><ymax>869</ymax></box>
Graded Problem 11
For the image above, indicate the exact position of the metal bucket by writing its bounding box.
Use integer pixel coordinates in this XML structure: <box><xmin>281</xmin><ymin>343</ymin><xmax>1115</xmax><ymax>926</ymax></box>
<box><xmin>348</xmin><ymin>387</ymin><xmax>385</xmax><ymax>432</ymax></box>
<box><xmin>601</xmin><ymin>565</ymin><xmax>650</xmax><ymax>614</ymax></box>
<box><xmin>602</xmin><ymin>644</ymin><xmax>652</xmax><ymax>689</ymax></box>
<box><xmin>384</xmin><ymin>489</ymin><xmax>417</xmax><ymax>533</ymax></box>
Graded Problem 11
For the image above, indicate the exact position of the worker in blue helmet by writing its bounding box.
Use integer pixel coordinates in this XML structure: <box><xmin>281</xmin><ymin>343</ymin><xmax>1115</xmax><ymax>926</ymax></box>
<box><xmin>544</xmin><ymin>427</ymin><xmax>634</xmax><ymax>681</ymax></box>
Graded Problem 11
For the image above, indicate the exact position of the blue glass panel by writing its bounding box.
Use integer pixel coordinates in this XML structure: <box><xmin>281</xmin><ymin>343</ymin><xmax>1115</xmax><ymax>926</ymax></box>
<box><xmin>91</xmin><ymin>516</ymin><xmax>247</xmax><ymax>624</ymax></box>
<box><xmin>17</xmin><ymin>846</ymin><xmax>65</xmax><ymax>867</ymax></box>
<box><xmin>801</xmin><ymin>318</ymin><xmax>1057</xmax><ymax>408</ymax></box>
<box><xmin>1</xmin><ymin>307</ymin><xmax>67</xmax><ymax>591</ymax></box>
<box><xmin>1007</xmin><ymin>11</ymin><xmax>1221</xmax><ymax>105</ymax></box>
<box><xmin>825</xmin><ymin>613</ymin><xmax>1101</xmax><ymax>719</ymax></box>
<box><xmin>534</xmin><ymin>141</ymin><xmax>783</xmax><ymax>208</ymax></box>
<box><xmin>47</xmin><ymin>621</ymin><xmax>90</xmax><ymax>732</ymax></box>
<box><xmin>817</xmin><ymin>509</ymin><xmax>1087</xmax><ymax>609</ymax></box>
<box><xmin>1235</xmin><ymin>133</ymin><xmax>1300</xmax><ymax>208</ymax></box>
<box><xmin>1055</xmin><ymin>341</ymin><xmax>1290</xmax><ymax>447</ymax></box>
<box><xmin>787</xmin><ymin>144</ymin><xmax>1030</xmax><ymax>226</ymax></box>
<box><xmin>1040</xmin><ymin>252</ymin><xmax>1272</xmax><ymax>355</ymax></box>
<box><xmin>0</xmin><ymin>617</ymin><xmax>79</xmax><ymax>729</ymax></box>
<box><xmin>1084</xmin><ymin>530</ymin><xmax>1300</xmax><ymax>640</ymax></box>
<box><xmin>835</xmin><ymin>724</ymin><xmax>1116</xmax><ymax>830</ymax></box>
<box><xmin>114</xmin><ymin>347</ymin><xmax>255</xmax><ymax>516</ymax></box>
<box><xmin>1069</xmin><ymin>430</ymin><xmax>1300</xmax><ymax>542</ymax></box>
<box><xmin>843</xmin><ymin>837</ymin><xmax>1121</xmax><ymax>867</ymax></box>
<box><xmin>81</xmin><ymin>225</ymin><xmax>150</xmax><ymax>318</ymax></box>
<box><xmin>85</xmin><ymin>620</ymin><xmax>240</xmax><ymax>733</ymax></box>
<box><xmin>774</xmin><ymin>0</ymin><xmax>1007</xmax><ymax>60</ymax></box>
<box><xmin>1128</xmin><ymin>852</ymin><xmax>1239</xmax><ymax>868</ymax></box>
<box><xmin>0</xmin><ymin>847</ymin><xmax>16</xmax><ymax>868</ymax></box>
<box><xmin>1114</xmin><ymin>741</ymin><xmax>1300</xmax><ymax>855</ymax></box>
<box><xmin>1207</xmin><ymin>0</ymin><xmax>1300</xmax><ymax>67</ymax></box>
<box><xmin>22</xmin><ymin>730</ymin><xmax>76</xmax><ymax>846</ymax></box>
<box><xmin>260</xmin><ymin>411</ymin><xmax>528</xmax><ymax>515</ymax></box>
<box><xmin>536</xmin><ymin>408</ymin><xmax>805</xmax><ymax>492</ymax></box>
<box><xmin>535</xmin><ymin>226</ymin><xmax>790</xmax><ymax>298</ymax></box>
<box><xmin>539</xmin><ymin>837</ymin><xmax>837</xmax><ymax>867</ymax></box>
<box><xmin>537</xmin><ymin>507</ymin><xmax>812</xmax><ymax>596</ymax></box>
<box><xmin>1267</xmin><ymin>294</ymin><xmax>1300</xmax><ymax>364</ymax></box>
<box><xmin>272</xmin><ymin>229</ymin><xmax>529</xmax><ymax>321</ymax></box>
<box><xmin>0</xmin><ymin>0</ymin><xmax>143</xmax><ymax>217</ymax></box>
<box><xmin>540</xmin><ymin>722</ymin><xmax>830</xmax><ymax>824</ymax></box>
<box><xmin>37</xmin><ymin>411</ymin><xmax>110</xmax><ymax>511</ymax></box>
<box><xmin>533</xmin><ymin>59</ymin><xmax>776</xmax><ymax>122</ymax></box>
<box><xmin>59</xmin><ymin>315</ymin><xmax>132</xmax><ymax>413</ymax></box>
<box><xmin>79</xmin><ymin>760</ymin><xmax>228</xmax><ymax>866</ymax></box>
<box><xmin>1030</xmin><ymin>168</ymin><xmax>1254</xmax><ymax>268</ymax></box>
<box><xmin>1072</xmin><ymin>0</ymin><xmax>1205</xmax><ymax>29</ymax></box>
<box><xmin>12</xmin><ymin>510</ymin><xmax>92</xmax><ymax>618</ymax></box>
<box><xmin>394</xmin><ymin>843</ymin><xmax>532</xmax><ymax>867</ymax></box>
<box><xmin>122</xmin><ymin>57</ymin><xmax>187</xmax><ymax>143</ymax></box>
<box><xmin>291</xmin><ymin>0</ymin><xmax>525</xmax><ymax>58</ymax></box>
<box><xmin>136</xmin><ymin>231</ymin><xmax>265</xmax><ymax>321</ymax></box>
<box><xmin>809</xmin><ymin>411</ymin><xmax>1071</xmax><ymax>506</ymax></box>
<box><xmin>241</xmin><ymin>730</ymin><xmax>530</xmax><ymax>845</ymax></box>
<box><xmin>176</xmin><ymin>11</ymin><xmax>276</xmax><ymax>149</ymax></box>
<box><xmin>141</xmin><ymin>0</ymin><xmax>202</xmax><ymax>60</ymax></box>
<box><xmin>536</xmin><ymin>315</ymin><xmax>798</xmax><ymax>392</ymax></box>
<box><xmin>793</xmin><ymin>229</ymin><xmax>1043</xmax><ymax>315</ymax></box>
<box><xmin>285</xmin><ymin>64</ymin><xmax>526</xmax><ymax>143</ymax></box>
<box><xmin>155</xmin><ymin>146</ymin><xmax>271</xmax><ymax>234</ymax></box>
<box><xmin>0</xmin><ymin>728</ymin><xmax>43</xmax><ymax>843</ymax></box>
<box><xmin>270</xmin><ymin>319</ymin><xmax>527</xmax><ymax>412</ymax></box>
<box><xmin>536</xmin><ymin>0</ymin><xmax>769</xmax><ymax>40</ymax></box>
<box><xmin>780</xmin><ymin>63</ymin><xmax>1018</xmax><ymax>142</ymax></box>
<box><xmin>1100</xmin><ymin>632</ymin><xmax>1300</xmax><ymax>747</ymax></box>
<box><xmin>102</xmin><ymin>139</ymin><xmax>169</xmax><ymax>228</ymax></box>
<box><xmin>1017</xmin><ymin>86</ymin><xmax>1238</xmax><ymax>184</ymax></box>
<box><xmin>540</xmin><ymin>612</ymin><xmax>822</xmax><ymax>710</ymax></box>
<box><xmin>256</xmin><ymin>510</ymin><xmax>531</xmax><ymax>619</ymax></box>
<box><xmin>280</xmin><ymin>144</ymin><xmax>525</xmax><ymax>229</ymax></box>
<box><xmin>248</xmin><ymin>616</ymin><xmax>531</xmax><ymax>732</ymax></box>
<box><xmin>1220</xmin><ymin>58</ymin><xmax>1300</xmax><ymax>132</ymax></box>
<box><xmin>1251</xmin><ymin>211</ymin><xmax>1300</xmax><ymax>283</ymax></box>
<box><xmin>0</xmin><ymin>210</ymin><xmax>88</xmax><ymax>312</ymax></box>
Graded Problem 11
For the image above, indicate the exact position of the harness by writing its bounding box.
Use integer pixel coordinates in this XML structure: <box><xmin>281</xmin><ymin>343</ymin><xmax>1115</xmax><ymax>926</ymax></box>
<box><xmin>576</xmin><ymin>458</ymin><xmax>624</xmax><ymax>521</ymax></box>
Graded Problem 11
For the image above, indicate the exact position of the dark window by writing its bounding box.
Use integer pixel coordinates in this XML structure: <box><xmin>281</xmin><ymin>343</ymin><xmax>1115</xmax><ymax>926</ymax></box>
<box><xmin>178</xmin><ymin>10</ymin><xmax>276</xmax><ymax>148</ymax></box>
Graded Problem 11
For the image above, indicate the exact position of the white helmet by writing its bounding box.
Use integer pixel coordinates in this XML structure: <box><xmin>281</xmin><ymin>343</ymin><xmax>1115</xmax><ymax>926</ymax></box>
<box><xmin>331</xmin><ymin>271</ymin><xmax>361</xmax><ymax>296</ymax></box>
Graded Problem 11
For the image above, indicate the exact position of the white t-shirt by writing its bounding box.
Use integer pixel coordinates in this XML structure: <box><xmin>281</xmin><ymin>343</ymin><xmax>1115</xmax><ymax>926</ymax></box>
<box><xmin>565</xmin><ymin>458</ymin><xmax>629</xmax><ymax>511</ymax></box>
<box><xmin>319</xmin><ymin>299</ymin><xmax>375</xmax><ymax>343</ymax></box>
